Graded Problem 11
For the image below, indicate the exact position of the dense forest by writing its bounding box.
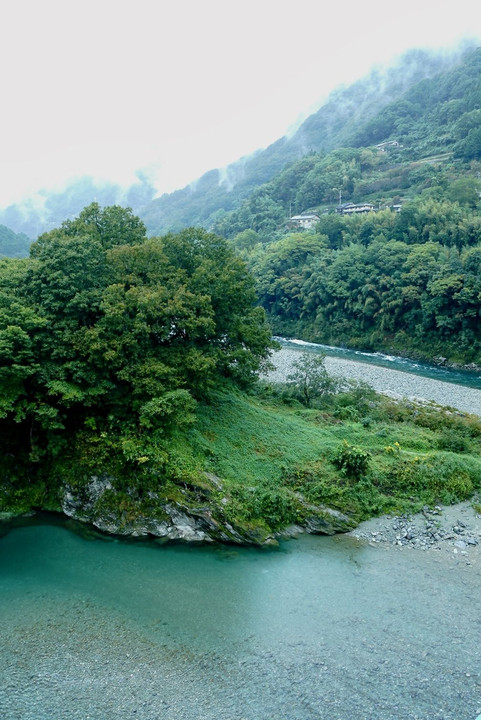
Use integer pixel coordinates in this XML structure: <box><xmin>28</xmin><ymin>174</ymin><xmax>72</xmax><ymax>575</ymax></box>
<box><xmin>2</xmin><ymin>46</ymin><xmax>481</xmax><ymax>368</ymax></box>
<box><xmin>0</xmin><ymin>205</ymin><xmax>276</xmax><ymax>531</ymax></box>
<box><xmin>209</xmin><ymin>47</ymin><xmax>481</xmax><ymax>364</ymax></box>
<box><xmin>237</xmin><ymin>196</ymin><xmax>481</xmax><ymax>363</ymax></box>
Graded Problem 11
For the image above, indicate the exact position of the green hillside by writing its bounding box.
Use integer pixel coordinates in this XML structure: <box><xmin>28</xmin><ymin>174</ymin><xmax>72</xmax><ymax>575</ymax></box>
<box><xmin>1</xmin><ymin>45</ymin><xmax>480</xmax><ymax>365</ymax></box>
<box><xmin>139</xmin><ymin>46</ymin><xmax>469</xmax><ymax>235</ymax></box>
<box><xmin>0</xmin><ymin>224</ymin><xmax>31</xmax><ymax>257</ymax></box>
<box><xmin>190</xmin><ymin>47</ymin><xmax>481</xmax><ymax>366</ymax></box>
<box><xmin>0</xmin><ymin>44</ymin><xmax>474</xmax><ymax>246</ymax></box>
<box><xmin>2</xmin><ymin>202</ymin><xmax>481</xmax><ymax>538</ymax></box>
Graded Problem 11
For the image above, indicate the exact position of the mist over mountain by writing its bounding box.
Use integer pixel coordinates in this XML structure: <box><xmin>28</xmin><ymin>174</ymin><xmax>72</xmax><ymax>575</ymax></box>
<box><xmin>0</xmin><ymin>175</ymin><xmax>156</xmax><ymax>243</ymax></box>
<box><xmin>208</xmin><ymin>44</ymin><xmax>481</xmax><ymax>240</ymax></box>
<box><xmin>209</xmin><ymin>44</ymin><xmax>481</xmax><ymax>365</ymax></box>
<box><xmin>139</xmin><ymin>44</ymin><xmax>475</xmax><ymax>236</ymax></box>
<box><xmin>0</xmin><ymin>42</ymin><xmax>475</xmax><ymax>250</ymax></box>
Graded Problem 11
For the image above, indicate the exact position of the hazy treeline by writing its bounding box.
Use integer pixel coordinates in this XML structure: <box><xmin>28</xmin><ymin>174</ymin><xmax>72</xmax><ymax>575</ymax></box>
<box><xmin>0</xmin><ymin>224</ymin><xmax>31</xmax><ymax>257</ymax></box>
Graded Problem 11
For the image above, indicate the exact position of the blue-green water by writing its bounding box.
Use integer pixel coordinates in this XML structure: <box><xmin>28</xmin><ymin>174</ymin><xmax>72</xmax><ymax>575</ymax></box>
<box><xmin>277</xmin><ymin>337</ymin><xmax>481</xmax><ymax>389</ymax></box>
<box><xmin>1</xmin><ymin>515</ymin><xmax>480</xmax><ymax>720</ymax></box>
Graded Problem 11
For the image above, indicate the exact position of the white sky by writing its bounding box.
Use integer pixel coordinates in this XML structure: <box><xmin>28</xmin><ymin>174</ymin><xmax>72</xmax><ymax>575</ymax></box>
<box><xmin>1</xmin><ymin>0</ymin><xmax>480</xmax><ymax>207</ymax></box>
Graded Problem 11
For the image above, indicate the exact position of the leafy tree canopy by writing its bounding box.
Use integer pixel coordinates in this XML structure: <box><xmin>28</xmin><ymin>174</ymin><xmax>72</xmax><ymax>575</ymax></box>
<box><xmin>0</xmin><ymin>204</ymin><xmax>273</xmax><ymax>476</ymax></box>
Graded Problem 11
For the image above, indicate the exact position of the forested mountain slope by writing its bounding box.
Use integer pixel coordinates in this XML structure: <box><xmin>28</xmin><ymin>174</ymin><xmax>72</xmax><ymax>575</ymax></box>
<box><xmin>0</xmin><ymin>44</ymin><xmax>473</xmax><ymax>248</ymax></box>
<box><xmin>0</xmin><ymin>224</ymin><xmax>31</xmax><ymax>257</ymax></box>
<box><xmin>140</xmin><ymin>46</ymin><xmax>469</xmax><ymax>235</ymax></box>
<box><xmin>211</xmin><ymin>46</ymin><xmax>481</xmax><ymax>240</ymax></box>
<box><xmin>217</xmin><ymin>47</ymin><xmax>481</xmax><ymax>365</ymax></box>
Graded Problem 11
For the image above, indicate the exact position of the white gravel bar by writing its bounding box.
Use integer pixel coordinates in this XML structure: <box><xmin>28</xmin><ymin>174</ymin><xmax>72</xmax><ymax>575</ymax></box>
<box><xmin>267</xmin><ymin>347</ymin><xmax>481</xmax><ymax>417</ymax></box>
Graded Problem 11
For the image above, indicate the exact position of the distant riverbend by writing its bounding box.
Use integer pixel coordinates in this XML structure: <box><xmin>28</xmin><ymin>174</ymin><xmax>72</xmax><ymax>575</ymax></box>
<box><xmin>267</xmin><ymin>341</ymin><xmax>481</xmax><ymax>417</ymax></box>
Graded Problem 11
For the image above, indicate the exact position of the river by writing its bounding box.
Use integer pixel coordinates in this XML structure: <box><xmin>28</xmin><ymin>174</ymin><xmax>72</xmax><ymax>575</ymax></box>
<box><xmin>1</xmin><ymin>514</ymin><xmax>480</xmax><ymax>720</ymax></box>
<box><xmin>2</xmin><ymin>345</ymin><xmax>481</xmax><ymax>720</ymax></box>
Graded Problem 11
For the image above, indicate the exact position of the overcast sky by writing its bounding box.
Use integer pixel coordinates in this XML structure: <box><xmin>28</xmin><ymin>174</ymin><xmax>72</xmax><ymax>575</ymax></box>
<box><xmin>1</xmin><ymin>0</ymin><xmax>480</xmax><ymax>207</ymax></box>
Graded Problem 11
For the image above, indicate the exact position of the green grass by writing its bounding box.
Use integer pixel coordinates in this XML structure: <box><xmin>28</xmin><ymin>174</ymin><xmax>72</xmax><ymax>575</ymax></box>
<box><xmin>190</xmin><ymin>393</ymin><xmax>340</xmax><ymax>485</ymax></box>
<box><xmin>2</xmin><ymin>384</ymin><xmax>481</xmax><ymax>538</ymax></box>
<box><xmin>185</xmin><ymin>387</ymin><xmax>481</xmax><ymax>525</ymax></box>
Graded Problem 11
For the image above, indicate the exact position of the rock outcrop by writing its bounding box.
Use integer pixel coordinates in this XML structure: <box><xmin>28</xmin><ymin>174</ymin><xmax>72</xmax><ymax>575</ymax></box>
<box><xmin>61</xmin><ymin>474</ymin><xmax>355</xmax><ymax>545</ymax></box>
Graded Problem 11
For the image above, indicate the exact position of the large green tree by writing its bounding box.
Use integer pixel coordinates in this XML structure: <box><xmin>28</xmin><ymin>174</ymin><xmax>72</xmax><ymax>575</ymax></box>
<box><xmin>0</xmin><ymin>204</ymin><xmax>273</xmax><ymax>478</ymax></box>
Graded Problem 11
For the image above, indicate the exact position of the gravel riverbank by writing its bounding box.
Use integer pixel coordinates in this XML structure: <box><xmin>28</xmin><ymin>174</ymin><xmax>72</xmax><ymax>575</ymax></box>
<box><xmin>267</xmin><ymin>347</ymin><xmax>481</xmax><ymax>416</ymax></box>
<box><xmin>348</xmin><ymin>501</ymin><xmax>481</xmax><ymax>568</ymax></box>
<box><xmin>268</xmin><ymin>347</ymin><xmax>481</xmax><ymax>569</ymax></box>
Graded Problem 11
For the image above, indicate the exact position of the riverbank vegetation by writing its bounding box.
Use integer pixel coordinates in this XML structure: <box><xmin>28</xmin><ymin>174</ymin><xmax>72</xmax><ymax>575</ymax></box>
<box><xmin>190</xmin><ymin>381</ymin><xmax>481</xmax><ymax>530</ymax></box>
<box><xmin>240</xmin><ymin>202</ymin><xmax>481</xmax><ymax>363</ymax></box>
<box><xmin>4</xmin><ymin>377</ymin><xmax>481</xmax><ymax>538</ymax></box>
<box><xmin>1</xmin><ymin>205</ymin><xmax>480</xmax><ymax>541</ymax></box>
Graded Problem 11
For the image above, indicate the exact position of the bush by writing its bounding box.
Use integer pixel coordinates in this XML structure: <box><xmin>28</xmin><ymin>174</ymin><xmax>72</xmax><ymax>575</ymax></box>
<box><xmin>333</xmin><ymin>441</ymin><xmax>371</xmax><ymax>479</ymax></box>
<box><xmin>229</xmin><ymin>485</ymin><xmax>298</xmax><ymax>529</ymax></box>
<box><xmin>436</xmin><ymin>431</ymin><xmax>470</xmax><ymax>453</ymax></box>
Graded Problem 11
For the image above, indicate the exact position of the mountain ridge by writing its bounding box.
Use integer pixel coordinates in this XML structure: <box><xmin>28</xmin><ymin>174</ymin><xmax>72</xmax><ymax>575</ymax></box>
<box><xmin>0</xmin><ymin>42</ymin><xmax>475</xmax><ymax>247</ymax></box>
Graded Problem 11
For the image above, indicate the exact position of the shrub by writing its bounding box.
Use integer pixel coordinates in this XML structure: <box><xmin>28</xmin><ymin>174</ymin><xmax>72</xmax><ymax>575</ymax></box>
<box><xmin>230</xmin><ymin>485</ymin><xmax>298</xmax><ymax>529</ymax></box>
<box><xmin>333</xmin><ymin>441</ymin><xmax>371</xmax><ymax>479</ymax></box>
<box><xmin>436</xmin><ymin>431</ymin><xmax>470</xmax><ymax>453</ymax></box>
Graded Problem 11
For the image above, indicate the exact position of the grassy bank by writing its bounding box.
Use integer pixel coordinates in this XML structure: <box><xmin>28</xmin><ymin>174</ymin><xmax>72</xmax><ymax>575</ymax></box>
<box><xmin>189</xmin><ymin>384</ymin><xmax>481</xmax><ymax>526</ymax></box>
<box><xmin>2</xmin><ymin>381</ymin><xmax>481</xmax><ymax>540</ymax></box>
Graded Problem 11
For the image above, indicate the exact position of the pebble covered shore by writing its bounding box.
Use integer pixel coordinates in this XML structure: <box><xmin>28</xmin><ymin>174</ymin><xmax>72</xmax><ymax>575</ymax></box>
<box><xmin>348</xmin><ymin>501</ymin><xmax>481</xmax><ymax>568</ymax></box>
<box><xmin>269</xmin><ymin>347</ymin><xmax>481</xmax><ymax>568</ymax></box>
<box><xmin>267</xmin><ymin>347</ymin><xmax>481</xmax><ymax>417</ymax></box>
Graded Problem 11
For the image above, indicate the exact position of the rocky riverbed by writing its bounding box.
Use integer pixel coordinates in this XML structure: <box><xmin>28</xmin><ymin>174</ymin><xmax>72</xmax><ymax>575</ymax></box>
<box><xmin>348</xmin><ymin>501</ymin><xmax>481</xmax><ymax>568</ymax></box>
<box><xmin>267</xmin><ymin>347</ymin><xmax>481</xmax><ymax>417</ymax></box>
<box><xmin>2</xmin><ymin>519</ymin><xmax>481</xmax><ymax>720</ymax></box>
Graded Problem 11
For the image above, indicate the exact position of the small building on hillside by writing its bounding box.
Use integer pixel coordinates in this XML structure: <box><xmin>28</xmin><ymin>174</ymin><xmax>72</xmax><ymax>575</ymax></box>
<box><xmin>375</xmin><ymin>141</ymin><xmax>400</xmax><ymax>151</ymax></box>
<box><xmin>289</xmin><ymin>213</ymin><xmax>320</xmax><ymax>229</ymax></box>
<box><xmin>337</xmin><ymin>202</ymin><xmax>376</xmax><ymax>215</ymax></box>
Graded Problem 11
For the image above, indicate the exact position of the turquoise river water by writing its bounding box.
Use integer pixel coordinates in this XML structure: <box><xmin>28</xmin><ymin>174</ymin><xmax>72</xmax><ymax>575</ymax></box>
<box><xmin>276</xmin><ymin>337</ymin><xmax>481</xmax><ymax>389</ymax></box>
<box><xmin>1</xmin><ymin>514</ymin><xmax>480</xmax><ymax>720</ymax></box>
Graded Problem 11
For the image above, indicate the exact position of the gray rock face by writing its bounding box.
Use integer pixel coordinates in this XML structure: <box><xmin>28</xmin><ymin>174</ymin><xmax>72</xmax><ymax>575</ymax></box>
<box><xmin>61</xmin><ymin>475</ymin><xmax>355</xmax><ymax>545</ymax></box>
<box><xmin>295</xmin><ymin>502</ymin><xmax>355</xmax><ymax>536</ymax></box>
<box><xmin>62</xmin><ymin>477</ymin><xmax>216</xmax><ymax>542</ymax></box>
<box><xmin>62</xmin><ymin>475</ymin><xmax>114</xmax><ymax>520</ymax></box>
<box><xmin>61</xmin><ymin>476</ymin><xmax>269</xmax><ymax>544</ymax></box>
